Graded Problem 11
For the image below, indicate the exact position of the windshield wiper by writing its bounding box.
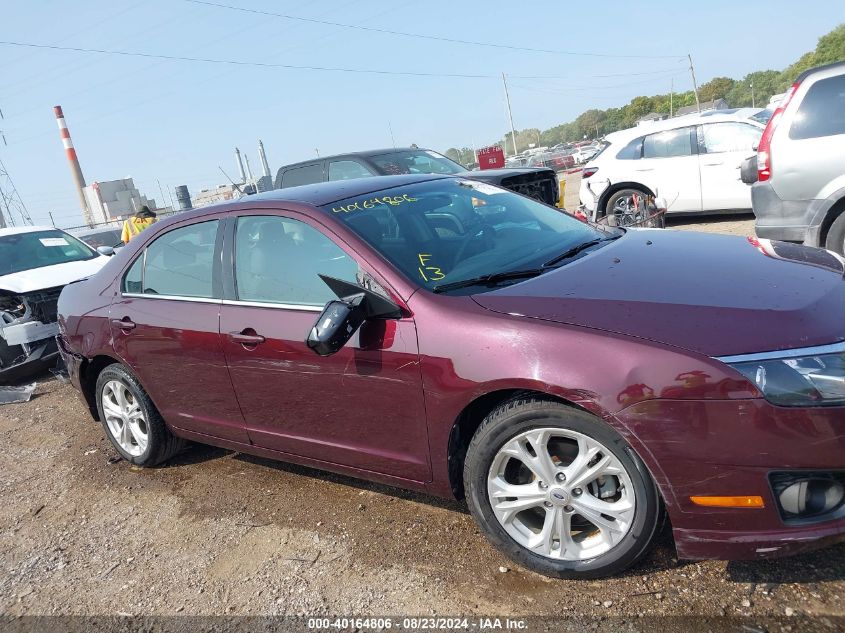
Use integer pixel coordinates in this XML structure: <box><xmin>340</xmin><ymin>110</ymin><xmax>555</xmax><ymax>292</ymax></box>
<box><xmin>542</xmin><ymin>234</ymin><xmax>621</xmax><ymax>268</ymax></box>
<box><xmin>432</xmin><ymin>268</ymin><xmax>546</xmax><ymax>294</ymax></box>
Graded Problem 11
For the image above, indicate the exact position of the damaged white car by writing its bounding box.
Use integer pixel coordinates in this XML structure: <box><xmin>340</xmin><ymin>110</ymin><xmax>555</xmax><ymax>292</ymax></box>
<box><xmin>0</xmin><ymin>226</ymin><xmax>109</xmax><ymax>383</ymax></box>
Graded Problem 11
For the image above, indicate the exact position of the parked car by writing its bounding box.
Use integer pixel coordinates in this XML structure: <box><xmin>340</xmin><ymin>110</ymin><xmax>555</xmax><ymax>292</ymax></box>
<box><xmin>68</xmin><ymin>226</ymin><xmax>124</xmax><ymax>250</ymax></box>
<box><xmin>528</xmin><ymin>150</ymin><xmax>575</xmax><ymax>171</ymax></box>
<box><xmin>745</xmin><ymin>61</ymin><xmax>845</xmax><ymax>254</ymax></box>
<box><xmin>275</xmin><ymin>147</ymin><xmax>561</xmax><ymax>208</ymax></box>
<box><xmin>579</xmin><ymin>113</ymin><xmax>764</xmax><ymax>222</ymax></box>
<box><xmin>572</xmin><ymin>146</ymin><xmax>599</xmax><ymax>165</ymax></box>
<box><xmin>1</xmin><ymin>226</ymin><xmax>109</xmax><ymax>382</ymax></box>
<box><xmin>58</xmin><ymin>174</ymin><xmax>845</xmax><ymax>579</ymax></box>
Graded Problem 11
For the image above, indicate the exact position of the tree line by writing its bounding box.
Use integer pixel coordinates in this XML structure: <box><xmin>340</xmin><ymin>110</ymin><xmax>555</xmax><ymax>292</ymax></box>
<box><xmin>446</xmin><ymin>23</ymin><xmax>845</xmax><ymax>162</ymax></box>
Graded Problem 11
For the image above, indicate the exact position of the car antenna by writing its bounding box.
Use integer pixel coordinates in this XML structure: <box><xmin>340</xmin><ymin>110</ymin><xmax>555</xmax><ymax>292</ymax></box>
<box><xmin>218</xmin><ymin>166</ymin><xmax>245</xmax><ymax>196</ymax></box>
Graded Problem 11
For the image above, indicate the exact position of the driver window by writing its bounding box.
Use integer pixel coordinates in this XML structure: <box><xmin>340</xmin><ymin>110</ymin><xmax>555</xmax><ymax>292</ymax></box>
<box><xmin>234</xmin><ymin>216</ymin><xmax>359</xmax><ymax>306</ymax></box>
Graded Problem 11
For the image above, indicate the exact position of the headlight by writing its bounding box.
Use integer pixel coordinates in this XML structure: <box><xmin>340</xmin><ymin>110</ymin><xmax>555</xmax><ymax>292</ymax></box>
<box><xmin>725</xmin><ymin>348</ymin><xmax>845</xmax><ymax>407</ymax></box>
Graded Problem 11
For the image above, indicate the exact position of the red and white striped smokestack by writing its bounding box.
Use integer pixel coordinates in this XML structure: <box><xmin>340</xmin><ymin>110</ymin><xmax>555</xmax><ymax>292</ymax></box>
<box><xmin>54</xmin><ymin>105</ymin><xmax>92</xmax><ymax>224</ymax></box>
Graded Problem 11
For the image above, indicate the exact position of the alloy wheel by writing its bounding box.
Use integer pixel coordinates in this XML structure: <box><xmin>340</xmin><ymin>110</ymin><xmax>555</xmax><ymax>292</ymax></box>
<box><xmin>487</xmin><ymin>427</ymin><xmax>636</xmax><ymax>561</ymax></box>
<box><xmin>101</xmin><ymin>379</ymin><xmax>149</xmax><ymax>457</ymax></box>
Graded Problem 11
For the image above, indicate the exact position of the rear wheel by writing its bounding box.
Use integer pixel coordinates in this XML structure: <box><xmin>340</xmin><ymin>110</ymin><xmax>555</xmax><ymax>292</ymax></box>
<box><xmin>824</xmin><ymin>211</ymin><xmax>845</xmax><ymax>255</ymax></box>
<box><xmin>95</xmin><ymin>364</ymin><xmax>185</xmax><ymax>466</ymax></box>
<box><xmin>464</xmin><ymin>398</ymin><xmax>660</xmax><ymax>578</ymax></box>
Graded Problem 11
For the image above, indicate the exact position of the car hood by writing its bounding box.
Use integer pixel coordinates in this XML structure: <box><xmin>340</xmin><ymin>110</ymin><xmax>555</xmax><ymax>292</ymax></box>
<box><xmin>0</xmin><ymin>256</ymin><xmax>108</xmax><ymax>294</ymax></box>
<box><xmin>471</xmin><ymin>230</ymin><xmax>845</xmax><ymax>357</ymax></box>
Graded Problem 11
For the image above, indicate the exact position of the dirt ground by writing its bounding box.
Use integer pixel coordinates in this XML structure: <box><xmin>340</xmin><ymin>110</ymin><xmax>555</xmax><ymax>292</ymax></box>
<box><xmin>1</xmin><ymin>180</ymin><xmax>841</xmax><ymax>630</ymax></box>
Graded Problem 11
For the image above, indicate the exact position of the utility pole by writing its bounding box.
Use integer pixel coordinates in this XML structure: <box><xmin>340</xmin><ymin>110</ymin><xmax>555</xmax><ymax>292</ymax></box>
<box><xmin>0</xmin><ymin>108</ymin><xmax>33</xmax><ymax>228</ymax></box>
<box><xmin>502</xmin><ymin>72</ymin><xmax>518</xmax><ymax>156</ymax></box>
<box><xmin>670</xmin><ymin>77</ymin><xmax>674</xmax><ymax>117</ymax></box>
<box><xmin>688</xmin><ymin>54</ymin><xmax>701</xmax><ymax>113</ymax></box>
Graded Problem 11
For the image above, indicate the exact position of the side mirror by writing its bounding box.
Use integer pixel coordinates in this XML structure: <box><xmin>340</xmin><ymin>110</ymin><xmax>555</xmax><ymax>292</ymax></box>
<box><xmin>96</xmin><ymin>246</ymin><xmax>115</xmax><ymax>256</ymax></box>
<box><xmin>307</xmin><ymin>298</ymin><xmax>366</xmax><ymax>356</ymax></box>
<box><xmin>306</xmin><ymin>275</ymin><xmax>403</xmax><ymax>357</ymax></box>
<box><xmin>740</xmin><ymin>155</ymin><xmax>759</xmax><ymax>185</ymax></box>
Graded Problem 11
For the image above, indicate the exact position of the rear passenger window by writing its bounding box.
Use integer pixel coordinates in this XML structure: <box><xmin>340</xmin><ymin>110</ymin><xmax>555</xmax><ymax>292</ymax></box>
<box><xmin>234</xmin><ymin>216</ymin><xmax>358</xmax><ymax>306</ymax></box>
<box><xmin>701</xmin><ymin>122</ymin><xmax>762</xmax><ymax>153</ymax></box>
<box><xmin>789</xmin><ymin>75</ymin><xmax>845</xmax><ymax>140</ymax></box>
<box><xmin>643</xmin><ymin>127</ymin><xmax>693</xmax><ymax>158</ymax></box>
<box><xmin>280</xmin><ymin>163</ymin><xmax>324</xmax><ymax>188</ymax></box>
<box><xmin>137</xmin><ymin>221</ymin><xmax>218</xmax><ymax>298</ymax></box>
<box><xmin>615</xmin><ymin>137</ymin><xmax>644</xmax><ymax>160</ymax></box>
<box><xmin>328</xmin><ymin>160</ymin><xmax>374</xmax><ymax>181</ymax></box>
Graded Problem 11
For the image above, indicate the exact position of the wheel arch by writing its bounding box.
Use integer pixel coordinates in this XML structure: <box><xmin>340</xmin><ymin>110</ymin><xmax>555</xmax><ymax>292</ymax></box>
<box><xmin>817</xmin><ymin>194</ymin><xmax>845</xmax><ymax>249</ymax></box>
<box><xmin>446</xmin><ymin>388</ymin><xmax>597</xmax><ymax>499</ymax></box>
<box><xmin>79</xmin><ymin>354</ymin><xmax>122</xmax><ymax>420</ymax></box>
<box><xmin>597</xmin><ymin>182</ymin><xmax>655</xmax><ymax>217</ymax></box>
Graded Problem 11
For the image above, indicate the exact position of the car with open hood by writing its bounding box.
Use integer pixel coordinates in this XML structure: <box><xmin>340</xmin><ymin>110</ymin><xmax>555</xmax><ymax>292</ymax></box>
<box><xmin>1</xmin><ymin>226</ymin><xmax>109</xmax><ymax>383</ymax></box>
<box><xmin>56</xmin><ymin>175</ymin><xmax>845</xmax><ymax>578</ymax></box>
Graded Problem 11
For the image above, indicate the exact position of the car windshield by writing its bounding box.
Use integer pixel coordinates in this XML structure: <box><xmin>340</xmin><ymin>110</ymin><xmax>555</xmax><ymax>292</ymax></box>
<box><xmin>0</xmin><ymin>229</ymin><xmax>98</xmax><ymax>276</ymax></box>
<box><xmin>369</xmin><ymin>150</ymin><xmax>466</xmax><ymax>176</ymax></box>
<box><xmin>322</xmin><ymin>178</ymin><xmax>604</xmax><ymax>294</ymax></box>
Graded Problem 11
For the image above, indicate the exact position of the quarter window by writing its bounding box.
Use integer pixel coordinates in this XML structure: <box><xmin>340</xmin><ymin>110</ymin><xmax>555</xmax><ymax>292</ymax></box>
<box><xmin>328</xmin><ymin>160</ymin><xmax>374</xmax><ymax>181</ymax></box>
<box><xmin>123</xmin><ymin>220</ymin><xmax>218</xmax><ymax>298</ymax></box>
<box><xmin>701</xmin><ymin>122</ymin><xmax>762</xmax><ymax>153</ymax></box>
<box><xmin>234</xmin><ymin>216</ymin><xmax>358</xmax><ymax>306</ymax></box>
<box><xmin>615</xmin><ymin>137</ymin><xmax>644</xmax><ymax>160</ymax></box>
<box><xmin>642</xmin><ymin>127</ymin><xmax>693</xmax><ymax>158</ymax></box>
<box><xmin>789</xmin><ymin>75</ymin><xmax>845</xmax><ymax>140</ymax></box>
<box><xmin>280</xmin><ymin>163</ymin><xmax>324</xmax><ymax>188</ymax></box>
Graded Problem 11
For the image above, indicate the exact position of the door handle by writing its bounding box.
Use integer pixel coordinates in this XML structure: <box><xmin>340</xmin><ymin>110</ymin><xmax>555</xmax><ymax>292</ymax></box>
<box><xmin>702</xmin><ymin>162</ymin><xmax>724</xmax><ymax>166</ymax></box>
<box><xmin>111</xmin><ymin>317</ymin><xmax>136</xmax><ymax>331</ymax></box>
<box><xmin>634</xmin><ymin>167</ymin><xmax>654</xmax><ymax>172</ymax></box>
<box><xmin>228</xmin><ymin>330</ymin><xmax>266</xmax><ymax>346</ymax></box>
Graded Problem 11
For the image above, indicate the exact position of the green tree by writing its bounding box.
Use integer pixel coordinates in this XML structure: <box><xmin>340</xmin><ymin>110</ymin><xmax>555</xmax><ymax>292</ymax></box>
<box><xmin>698</xmin><ymin>76</ymin><xmax>736</xmax><ymax>102</ymax></box>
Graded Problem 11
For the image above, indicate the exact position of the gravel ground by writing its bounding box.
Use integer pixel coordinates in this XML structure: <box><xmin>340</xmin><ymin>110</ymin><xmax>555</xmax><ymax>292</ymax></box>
<box><xmin>1</xmin><ymin>180</ymin><xmax>841</xmax><ymax>630</ymax></box>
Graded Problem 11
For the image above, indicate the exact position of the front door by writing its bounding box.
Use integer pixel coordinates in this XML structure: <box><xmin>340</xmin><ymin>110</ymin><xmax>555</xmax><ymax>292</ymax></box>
<box><xmin>698</xmin><ymin>122</ymin><xmax>762</xmax><ymax>211</ymax></box>
<box><xmin>111</xmin><ymin>219</ymin><xmax>248</xmax><ymax>443</ymax></box>
<box><xmin>219</xmin><ymin>212</ymin><xmax>431</xmax><ymax>481</ymax></box>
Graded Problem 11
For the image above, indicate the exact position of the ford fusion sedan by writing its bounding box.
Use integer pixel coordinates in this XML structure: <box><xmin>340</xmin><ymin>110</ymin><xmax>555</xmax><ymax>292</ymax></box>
<box><xmin>57</xmin><ymin>175</ymin><xmax>845</xmax><ymax>578</ymax></box>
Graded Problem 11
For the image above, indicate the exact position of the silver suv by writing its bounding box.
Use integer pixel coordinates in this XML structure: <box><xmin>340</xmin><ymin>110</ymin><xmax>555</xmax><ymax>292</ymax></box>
<box><xmin>751</xmin><ymin>60</ymin><xmax>845</xmax><ymax>253</ymax></box>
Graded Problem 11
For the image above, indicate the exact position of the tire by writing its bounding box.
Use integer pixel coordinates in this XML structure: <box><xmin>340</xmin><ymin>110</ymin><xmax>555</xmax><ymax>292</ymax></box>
<box><xmin>95</xmin><ymin>364</ymin><xmax>185</xmax><ymax>466</ymax></box>
<box><xmin>824</xmin><ymin>212</ymin><xmax>845</xmax><ymax>256</ymax></box>
<box><xmin>604</xmin><ymin>187</ymin><xmax>649</xmax><ymax>226</ymax></box>
<box><xmin>463</xmin><ymin>397</ymin><xmax>660</xmax><ymax>579</ymax></box>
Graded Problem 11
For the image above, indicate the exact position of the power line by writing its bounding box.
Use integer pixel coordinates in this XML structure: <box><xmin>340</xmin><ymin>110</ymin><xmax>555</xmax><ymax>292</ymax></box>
<box><xmin>186</xmin><ymin>0</ymin><xmax>686</xmax><ymax>60</ymax></box>
<box><xmin>0</xmin><ymin>40</ymin><xmax>493</xmax><ymax>79</ymax></box>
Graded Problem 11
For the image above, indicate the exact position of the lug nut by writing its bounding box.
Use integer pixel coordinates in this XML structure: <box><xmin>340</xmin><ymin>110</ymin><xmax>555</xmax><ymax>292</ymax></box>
<box><xmin>538</xmin><ymin>481</ymin><xmax>548</xmax><ymax>490</ymax></box>
<box><xmin>572</xmin><ymin>488</ymin><xmax>582</xmax><ymax>497</ymax></box>
<box><xmin>564</xmin><ymin>505</ymin><xmax>574</xmax><ymax>512</ymax></box>
<box><xmin>544</xmin><ymin>501</ymin><xmax>553</xmax><ymax>508</ymax></box>
<box><xmin>555</xmin><ymin>472</ymin><xmax>566</xmax><ymax>483</ymax></box>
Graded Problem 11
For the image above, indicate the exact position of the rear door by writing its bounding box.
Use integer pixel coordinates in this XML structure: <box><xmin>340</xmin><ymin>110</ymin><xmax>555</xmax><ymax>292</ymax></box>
<box><xmin>698</xmin><ymin>121</ymin><xmax>762</xmax><ymax>211</ymax></box>
<box><xmin>637</xmin><ymin>126</ymin><xmax>701</xmax><ymax>213</ymax></box>
<box><xmin>219</xmin><ymin>211</ymin><xmax>431</xmax><ymax>481</ymax></box>
<box><xmin>111</xmin><ymin>218</ymin><xmax>248</xmax><ymax>442</ymax></box>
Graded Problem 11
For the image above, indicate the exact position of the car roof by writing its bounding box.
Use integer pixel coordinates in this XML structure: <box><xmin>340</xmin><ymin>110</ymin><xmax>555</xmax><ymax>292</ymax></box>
<box><xmin>604</xmin><ymin>112</ymin><xmax>764</xmax><ymax>144</ymax></box>
<box><xmin>0</xmin><ymin>225</ymin><xmax>58</xmax><ymax>237</ymax></box>
<box><xmin>796</xmin><ymin>59</ymin><xmax>845</xmax><ymax>83</ymax></box>
<box><xmin>68</xmin><ymin>226</ymin><xmax>121</xmax><ymax>236</ymax></box>
<box><xmin>277</xmin><ymin>147</ymin><xmax>450</xmax><ymax>171</ymax></box>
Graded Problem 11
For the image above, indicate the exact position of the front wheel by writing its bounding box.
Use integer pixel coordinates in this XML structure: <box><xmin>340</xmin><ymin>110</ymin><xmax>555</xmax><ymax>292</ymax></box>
<box><xmin>604</xmin><ymin>188</ymin><xmax>651</xmax><ymax>227</ymax></box>
<box><xmin>463</xmin><ymin>398</ymin><xmax>660</xmax><ymax>578</ymax></box>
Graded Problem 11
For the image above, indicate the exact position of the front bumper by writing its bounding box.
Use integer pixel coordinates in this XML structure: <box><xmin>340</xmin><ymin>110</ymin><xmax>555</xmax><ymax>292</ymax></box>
<box><xmin>0</xmin><ymin>337</ymin><xmax>59</xmax><ymax>383</ymax></box>
<box><xmin>611</xmin><ymin>398</ymin><xmax>845</xmax><ymax>560</ymax></box>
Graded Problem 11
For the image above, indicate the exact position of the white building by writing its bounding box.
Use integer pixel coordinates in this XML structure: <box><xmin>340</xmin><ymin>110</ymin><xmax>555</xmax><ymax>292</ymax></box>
<box><xmin>192</xmin><ymin>184</ymin><xmax>242</xmax><ymax>207</ymax></box>
<box><xmin>82</xmin><ymin>178</ymin><xmax>156</xmax><ymax>225</ymax></box>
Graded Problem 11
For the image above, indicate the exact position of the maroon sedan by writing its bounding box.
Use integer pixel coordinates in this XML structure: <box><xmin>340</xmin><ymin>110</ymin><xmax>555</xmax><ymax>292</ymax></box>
<box><xmin>57</xmin><ymin>174</ymin><xmax>845</xmax><ymax>578</ymax></box>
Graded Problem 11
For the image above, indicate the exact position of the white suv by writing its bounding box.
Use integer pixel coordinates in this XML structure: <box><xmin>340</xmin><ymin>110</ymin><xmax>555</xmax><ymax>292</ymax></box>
<box><xmin>579</xmin><ymin>113</ymin><xmax>764</xmax><ymax>221</ymax></box>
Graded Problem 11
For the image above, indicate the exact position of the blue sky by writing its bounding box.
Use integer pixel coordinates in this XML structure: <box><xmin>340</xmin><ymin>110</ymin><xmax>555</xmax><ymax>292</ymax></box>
<box><xmin>1</xmin><ymin>0</ymin><xmax>842</xmax><ymax>227</ymax></box>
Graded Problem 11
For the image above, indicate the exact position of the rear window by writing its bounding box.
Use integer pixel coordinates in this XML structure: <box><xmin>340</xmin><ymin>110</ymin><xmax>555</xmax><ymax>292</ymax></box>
<box><xmin>369</xmin><ymin>150</ymin><xmax>465</xmax><ymax>176</ymax></box>
<box><xmin>789</xmin><ymin>74</ymin><xmax>845</xmax><ymax>140</ymax></box>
